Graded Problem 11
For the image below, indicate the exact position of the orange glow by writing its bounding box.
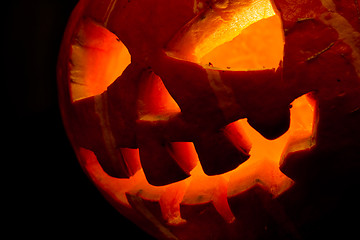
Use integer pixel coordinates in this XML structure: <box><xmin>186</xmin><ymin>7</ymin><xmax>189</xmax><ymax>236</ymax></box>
<box><xmin>227</xmin><ymin>95</ymin><xmax>315</xmax><ymax>197</ymax></box>
<box><xmin>79</xmin><ymin>95</ymin><xmax>315</xmax><ymax>224</ymax></box>
<box><xmin>71</xmin><ymin>1</ymin><xmax>316</xmax><ymax>225</ymax></box>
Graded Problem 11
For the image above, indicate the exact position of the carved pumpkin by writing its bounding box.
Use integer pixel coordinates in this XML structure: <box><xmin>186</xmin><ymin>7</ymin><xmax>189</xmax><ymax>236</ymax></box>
<box><xmin>57</xmin><ymin>0</ymin><xmax>360</xmax><ymax>239</ymax></box>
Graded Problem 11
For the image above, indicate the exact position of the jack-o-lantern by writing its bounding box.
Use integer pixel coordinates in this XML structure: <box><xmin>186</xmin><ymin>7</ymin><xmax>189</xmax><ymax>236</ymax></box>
<box><xmin>57</xmin><ymin>0</ymin><xmax>360</xmax><ymax>239</ymax></box>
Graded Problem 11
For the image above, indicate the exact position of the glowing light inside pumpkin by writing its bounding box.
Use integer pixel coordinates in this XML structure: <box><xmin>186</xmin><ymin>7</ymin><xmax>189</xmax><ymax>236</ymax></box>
<box><xmin>70</xmin><ymin>0</ymin><xmax>315</xmax><ymax>225</ymax></box>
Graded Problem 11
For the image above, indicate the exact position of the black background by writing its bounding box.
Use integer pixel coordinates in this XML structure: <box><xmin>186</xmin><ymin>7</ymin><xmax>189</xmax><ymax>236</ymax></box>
<box><xmin>4</xmin><ymin>1</ymin><xmax>153</xmax><ymax>238</ymax></box>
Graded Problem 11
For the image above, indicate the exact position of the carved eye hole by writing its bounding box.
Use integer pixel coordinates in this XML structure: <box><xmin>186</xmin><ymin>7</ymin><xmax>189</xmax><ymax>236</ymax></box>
<box><xmin>69</xmin><ymin>18</ymin><xmax>131</xmax><ymax>102</ymax></box>
<box><xmin>166</xmin><ymin>0</ymin><xmax>284</xmax><ymax>71</ymax></box>
<box><xmin>200</xmin><ymin>14</ymin><xmax>284</xmax><ymax>70</ymax></box>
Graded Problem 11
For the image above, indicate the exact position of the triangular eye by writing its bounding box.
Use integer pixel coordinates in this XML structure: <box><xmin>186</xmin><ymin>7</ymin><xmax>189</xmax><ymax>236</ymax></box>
<box><xmin>200</xmin><ymin>14</ymin><xmax>284</xmax><ymax>70</ymax></box>
<box><xmin>166</xmin><ymin>0</ymin><xmax>281</xmax><ymax>64</ymax></box>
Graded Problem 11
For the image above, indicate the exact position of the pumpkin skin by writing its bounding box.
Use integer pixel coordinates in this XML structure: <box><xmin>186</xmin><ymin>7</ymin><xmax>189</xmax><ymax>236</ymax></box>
<box><xmin>57</xmin><ymin>0</ymin><xmax>360</xmax><ymax>239</ymax></box>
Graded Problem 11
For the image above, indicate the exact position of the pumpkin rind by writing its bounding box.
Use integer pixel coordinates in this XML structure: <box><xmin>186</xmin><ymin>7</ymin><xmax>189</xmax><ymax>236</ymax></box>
<box><xmin>57</xmin><ymin>0</ymin><xmax>360</xmax><ymax>239</ymax></box>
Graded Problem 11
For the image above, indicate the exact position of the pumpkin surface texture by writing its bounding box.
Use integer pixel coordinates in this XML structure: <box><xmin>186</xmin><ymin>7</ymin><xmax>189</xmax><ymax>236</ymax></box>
<box><xmin>57</xmin><ymin>0</ymin><xmax>360</xmax><ymax>239</ymax></box>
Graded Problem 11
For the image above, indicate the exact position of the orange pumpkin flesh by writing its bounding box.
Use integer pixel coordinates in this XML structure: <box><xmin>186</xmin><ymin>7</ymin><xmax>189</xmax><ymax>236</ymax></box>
<box><xmin>57</xmin><ymin>0</ymin><xmax>360</xmax><ymax>239</ymax></box>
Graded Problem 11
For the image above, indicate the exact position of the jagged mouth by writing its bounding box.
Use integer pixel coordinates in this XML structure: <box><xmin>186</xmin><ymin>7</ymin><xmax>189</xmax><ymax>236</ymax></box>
<box><xmin>64</xmin><ymin>0</ymin><xmax>316</xmax><ymax>227</ymax></box>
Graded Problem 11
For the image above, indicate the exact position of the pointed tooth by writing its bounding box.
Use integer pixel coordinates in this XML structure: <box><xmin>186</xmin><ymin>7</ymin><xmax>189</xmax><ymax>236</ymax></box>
<box><xmin>193</xmin><ymin>129</ymin><xmax>250</xmax><ymax>176</ymax></box>
<box><xmin>107</xmin><ymin>62</ymin><xmax>149</xmax><ymax>148</ymax></box>
<box><xmin>220</xmin><ymin>68</ymin><xmax>292</xmax><ymax>140</ymax></box>
<box><xmin>137</xmin><ymin>120</ymin><xmax>190</xmax><ymax>186</ymax></box>
<box><xmin>170</xmin><ymin>142</ymin><xmax>198</xmax><ymax>174</ymax></box>
<box><xmin>72</xmin><ymin>96</ymin><xmax>133</xmax><ymax>178</ymax></box>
